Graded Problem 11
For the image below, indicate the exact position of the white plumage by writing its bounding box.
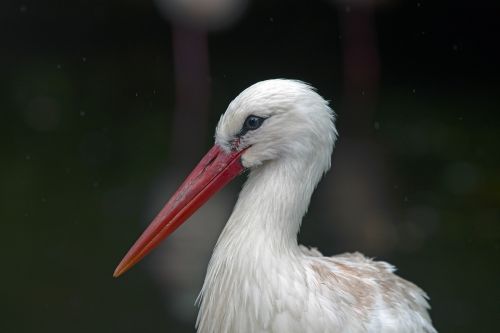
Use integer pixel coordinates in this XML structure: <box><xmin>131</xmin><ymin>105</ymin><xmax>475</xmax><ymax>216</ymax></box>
<box><xmin>114</xmin><ymin>79</ymin><xmax>436</xmax><ymax>333</ymax></box>
<box><xmin>195</xmin><ymin>79</ymin><xmax>436</xmax><ymax>333</ymax></box>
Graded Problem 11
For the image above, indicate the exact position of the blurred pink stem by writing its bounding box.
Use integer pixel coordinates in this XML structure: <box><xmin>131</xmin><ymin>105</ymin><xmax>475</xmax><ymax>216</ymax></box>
<box><xmin>339</xmin><ymin>5</ymin><xmax>380</xmax><ymax>136</ymax></box>
<box><xmin>171</xmin><ymin>26</ymin><xmax>211</xmax><ymax>166</ymax></box>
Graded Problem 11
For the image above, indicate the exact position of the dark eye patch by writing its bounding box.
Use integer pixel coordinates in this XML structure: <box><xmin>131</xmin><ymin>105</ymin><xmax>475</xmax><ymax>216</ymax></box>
<box><xmin>238</xmin><ymin>115</ymin><xmax>266</xmax><ymax>137</ymax></box>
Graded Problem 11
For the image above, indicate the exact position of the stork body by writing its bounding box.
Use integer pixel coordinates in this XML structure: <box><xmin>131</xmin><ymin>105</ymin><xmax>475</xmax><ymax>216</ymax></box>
<box><xmin>115</xmin><ymin>80</ymin><xmax>436</xmax><ymax>333</ymax></box>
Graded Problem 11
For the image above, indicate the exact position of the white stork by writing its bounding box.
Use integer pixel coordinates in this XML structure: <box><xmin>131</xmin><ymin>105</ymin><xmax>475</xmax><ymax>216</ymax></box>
<box><xmin>114</xmin><ymin>79</ymin><xmax>436</xmax><ymax>333</ymax></box>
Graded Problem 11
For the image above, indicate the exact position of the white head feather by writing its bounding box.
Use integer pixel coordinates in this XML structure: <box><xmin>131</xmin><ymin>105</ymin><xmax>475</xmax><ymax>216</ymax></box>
<box><xmin>215</xmin><ymin>79</ymin><xmax>337</xmax><ymax>172</ymax></box>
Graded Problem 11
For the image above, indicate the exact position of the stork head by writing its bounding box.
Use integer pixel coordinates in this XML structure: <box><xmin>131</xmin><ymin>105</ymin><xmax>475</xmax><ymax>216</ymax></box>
<box><xmin>113</xmin><ymin>79</ymin><xmax>337</xmax><ymax>277</ymax></box>
<box><xmin>215</xmin><ymin>79</ymin><xmax>337</xmax><ymax>172</ymax></box>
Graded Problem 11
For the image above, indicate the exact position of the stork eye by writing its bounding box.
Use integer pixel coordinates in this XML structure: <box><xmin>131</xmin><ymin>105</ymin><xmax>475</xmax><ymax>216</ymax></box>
<box><xmin>244</xmin><ymin>115</ymin><xmax>265</xmax><ymax>131</ymax></box>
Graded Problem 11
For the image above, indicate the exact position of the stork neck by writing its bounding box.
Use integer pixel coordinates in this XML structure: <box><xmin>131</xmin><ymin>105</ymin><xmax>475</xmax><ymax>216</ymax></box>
<box><xmin>218</xmin><ymin>156</ymin><xmax>323</xmax><ymax>254</ymax></box>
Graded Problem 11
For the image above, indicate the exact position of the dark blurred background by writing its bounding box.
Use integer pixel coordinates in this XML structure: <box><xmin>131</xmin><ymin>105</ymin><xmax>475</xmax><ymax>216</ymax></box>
<box><xmin>1</xmin><ymin>0</ymin><xmax>499</xmax><ymax>332</ymax></box>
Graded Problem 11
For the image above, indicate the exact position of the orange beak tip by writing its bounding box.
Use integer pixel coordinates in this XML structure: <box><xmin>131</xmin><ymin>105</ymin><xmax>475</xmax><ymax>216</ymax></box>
<box><xmin>112</xmin><ymin>269</ymin><xmax>121</xmax><ymax>278</ymax></box>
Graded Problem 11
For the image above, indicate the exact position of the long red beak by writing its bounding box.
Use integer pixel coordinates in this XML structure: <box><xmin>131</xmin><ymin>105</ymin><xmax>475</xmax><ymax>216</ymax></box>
<box><xmin>113</xmin><ymin>145</ymin><xmax>245</xmax><ymax>277</ymax></box>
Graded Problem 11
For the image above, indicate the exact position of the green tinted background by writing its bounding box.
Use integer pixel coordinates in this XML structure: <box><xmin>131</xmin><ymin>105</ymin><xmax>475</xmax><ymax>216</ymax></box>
<box><xmin>1</xmin><ymin>1</ymin><xmax>499</xmax><ymax>332</ymax></box>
